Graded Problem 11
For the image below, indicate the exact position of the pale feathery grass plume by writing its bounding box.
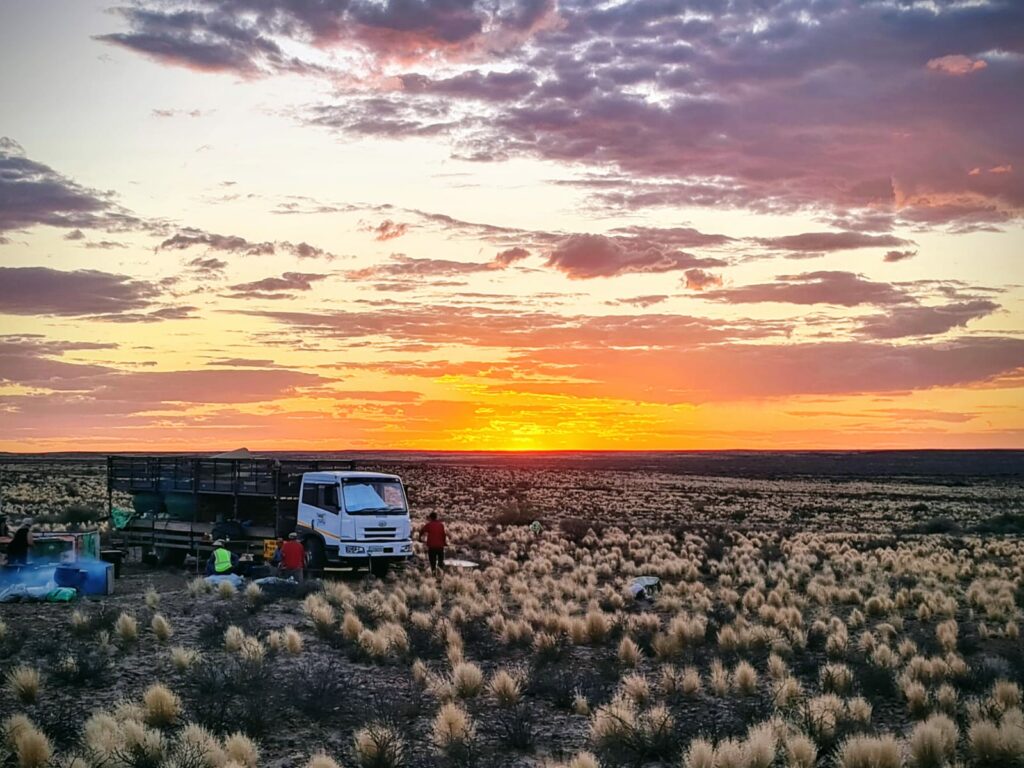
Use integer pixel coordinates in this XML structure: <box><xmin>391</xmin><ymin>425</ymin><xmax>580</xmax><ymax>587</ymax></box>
<box><xmin>5</xmin><ymin>666</ymin><xmax>40</xmax><ymax>704</ymax></box>
<box><xmin>733</xmin><ymin>660</ymin><xmax>758</xmax><ymax>696</ymax></box>
<box><xmin>682</xmin><ymin>736</ymin><xmax>715</xmax><ymax>768</ymax></box>
<box><xmin>224</xmin><ymin>732</ymin><xmax>259</xmax><ymax>768</ymax></box>
<box><xmin>306</xmin><ymin>752</ymin><xmax>341</xmax><ymax>768</ymax></box>
<box><xmin>114</xmin><ymin>612</ymin><xmax>138</xmax><ymax>643</ymax></box>
<box><xmin>341</xmin><ymin>612</ymin><xmax>364</xmax><ymax>642</ymax></box>
<box><xmin>993</xmin><ymin>680</ymin><xmax>1021</xmax><ymax>710</ymax></box>
<box><xmin>142</xmin><ymin>683</ymin><xmax>181</xmax><ymax>727</ymax></box>
<box><xmin>217</xmin><ymin>580</ymin><xmax>236</xmax><ymax>599</ymax></box>
<box><xmin>572</xmin><ymin>692</ymin><xmax>590</xmax><ymax>716</ymax></box>
<box><xmin>784</xmin><ymin>732</ymin><xmax>817</xmax><ymax>768</ymax></box>
<box><xmin>223</xmin><ymin>625</ymin><xmax>245</xmax><ymax>653</ymax></box>
<box><xmin>352</xmin><ymin>721</ymin><xmax>406</xmax><ymax>768</ymax></box>
<box><xmin>284</xmin><ymin>626</ymin><xmax>303</xmax><ymax>654</ymax></box>
<box><xmin>11</xmin><ymin>722</ymin><xmax>52</xmax><ymax>768</ymax></box>
<box><xmin>907</xmin><ymin>713</ymin><xmax>958</xmax><ymax>768</ymax></box>
<box><xmin>617</xmin><ymin>636</ymin><xmax>642</xmax><ymax>667</ymax></box>
<box><xmin>178</xmin><ymin>722</ymin><xmax>227</xmax><ymax>767</ymax></box>
<box><xmin>431</xmin><ymin>702</ymin><xmax>474</xmax><ymax>753</ymax></box>
<box><xmin>710</xmin><ymin>659</ymin><xmax>729</xmax><ymax>696</ymax></box>
<box><xmin>488</xmin><ymin>669</ymin><xmax>522</xmax><ymax>707</ymax></box>
<box><xmin>451</xmin><ymin>661</ymin><xmax>484</xmax><ymax>699</ymax></box>
<box><xmin>151</xmin><ymin>613</ymin><xmax>173</xmax><ymax>643</ymax></box>
<box><xmin>170</xmin><ymin>645</ymin><xmax>200</xmax><ymax>672</ymax></box>
<box><xmin>835</xmin><ymin>734</ymin><xmax>902</xmax><ymax>768</ymax></box>
<box><xmin>243</xmin><ymin>582</ymin><xmax>263</xmax><ymax>606</ymax></box>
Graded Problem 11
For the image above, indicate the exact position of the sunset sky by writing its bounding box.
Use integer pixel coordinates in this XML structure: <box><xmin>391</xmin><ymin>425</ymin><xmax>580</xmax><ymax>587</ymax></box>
<box><xmin>1</xmin><ymin>0</ymin><xmax>1022</xmax><ymax>451</ymax></box>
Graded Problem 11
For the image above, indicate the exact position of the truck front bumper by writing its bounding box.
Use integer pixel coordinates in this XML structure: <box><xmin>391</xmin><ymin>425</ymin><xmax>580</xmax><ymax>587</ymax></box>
<box><xmin>329</xmin><ymin>540</ymin><xmax>413</xmax><ymax>563</ymax></box>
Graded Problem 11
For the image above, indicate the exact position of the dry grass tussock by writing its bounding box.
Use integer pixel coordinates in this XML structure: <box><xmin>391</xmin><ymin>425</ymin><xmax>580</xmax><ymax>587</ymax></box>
<box><xmin>5</xmin><ymin>666</ymin><xmax>40</xmax><ymax>705</ymax></box>
<box><xmin>141</xmin><ymin>683</ymin><xmax>181</xmax><ymax>727</ymax></box>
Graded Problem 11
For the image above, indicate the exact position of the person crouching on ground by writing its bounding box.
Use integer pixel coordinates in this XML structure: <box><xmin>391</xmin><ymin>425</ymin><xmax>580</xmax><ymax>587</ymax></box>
<box><xmin>419</xmin><ymin>512</ymin><xmax>447</xmax><ymax>575</ymax></box>
<box><xmin>205</xmin><ymin>539</ymin><xmax>238</xmax><ymax>576</ymax></box>
<box><xmin>4</xmin><ymin>525</ymin><xmax>33</xmax><ymax>566</ymax></box>
<box><xmin>277</xmin><ymin>532</ymin><xmax>305</xmax><ymax>581</ymax></box>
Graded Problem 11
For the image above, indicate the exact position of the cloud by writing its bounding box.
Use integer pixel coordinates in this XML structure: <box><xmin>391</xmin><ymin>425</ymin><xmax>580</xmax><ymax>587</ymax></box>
<box><xmin>97</xmin><ymin>0</ymin><xmax>557</xmax><ymax>75</ymax></box>
<box><xmin>683</xmin><ymin>269</ymin><xmax>722</xmax><ymax>291</ymax></box>
<box><xmin>159</xmin><ymin>229</ymin><xmax>275</xmax><ymax>256</ymax></box>
<box><xmin>186</xmin><ymin>256</ymin><xmax>228</xmax><ymax>275</ymax></box>
<box><xmin>244</xmin><ymin>304</ymin><xmax>785</xmax><ymax>350</ymax></box>
<box><xmin>701</xmin><ymin>271</ymin><xmax>911</xmax><ymax>307</ymax></box>
<box><xmin>493</xmin><ymin>247</ymin><xmax>530</xmax><ymax>266</ymax></box>
<box><xmin>884</xmin><ymin>249</ymin><xmax>917</xmax><ymax>263</ymax></box>
<box><xmin>158</xmin><ymin>228</ymin><xmax>333</xmax><ymax>258</ymax></box>
<box><xmin>756</xmin><ymin>232</ymin><xmax>913</xmax><ymax>257</ymax></box>
<box><xmin>0</xmin><ymin>137</ymin><xmax>139</xmax><ymax>235</ymax></box>
<box><xmin>225</xmin><ymin>272</ymin><xmax>328</xmax><ymax>299</ymax></box>
<box><xmin>366</xmin><ymin>219</ymin><xmax>409</xmax><ymax>241</ymax></box>
<box><xmin>856</xmin><ymin>300</ymin><xmax>1000</xmax><ymax>339</ymax></box>
<box><xmin>613</xmin><ymin>295</ymin><xmax>668</xmax><ymax>308</ymax></box>
<box><xmin>517</xmin><ymin>337</ymin><xmax>1024</xmax><ymax>403</ymax></box>
<box><xmin>346</xmin><ymin>247</ymin><xmax>535</xmax><ymax>281</ymax></box>
<box><xmin>0</xmin><ymin>266</ymin><xmax>183</xmax><ymax>319</ymax></box>
<box><xmin>927</xmin><ymin>54</ymin><xmax>988</xmax><ymax>76</ymax></box>
<box><xmin>296</xmin><ymin>2</ymin><xmax>1023</xmax><ymax>228</ymax></box>
<box><xmin>544</xmin><ymin>233</ymin><xmax>726</xmax><ymax>279</ymax></box>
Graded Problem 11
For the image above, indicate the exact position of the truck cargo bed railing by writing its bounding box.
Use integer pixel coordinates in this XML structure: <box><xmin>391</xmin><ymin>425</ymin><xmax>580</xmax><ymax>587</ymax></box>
<box><xmin>107</xmin><ymin>455</ymin><xmax>357</xmax><ymax>498</ymax></box>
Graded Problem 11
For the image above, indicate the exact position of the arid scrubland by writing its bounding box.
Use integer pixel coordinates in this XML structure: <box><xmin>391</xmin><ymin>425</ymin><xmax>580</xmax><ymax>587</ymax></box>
<box><xmin>1</xmin><ymin>456</ymin><xmax>1022</xmax><ymax>767</ymax></box>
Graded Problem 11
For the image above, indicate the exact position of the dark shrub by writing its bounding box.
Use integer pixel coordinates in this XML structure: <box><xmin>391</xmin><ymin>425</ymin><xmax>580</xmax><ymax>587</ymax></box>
<box><xmin>492</xmin><ymin>704</ymin><xmax>535</xmax><ymax>751</ymax></box>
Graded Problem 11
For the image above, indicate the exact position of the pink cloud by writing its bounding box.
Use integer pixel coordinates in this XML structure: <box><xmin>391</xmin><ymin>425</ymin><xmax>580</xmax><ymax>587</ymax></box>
<box><xmin>927</xmin><ymin>54</ymin><xmax>988</xmax><ymax>76</ymax></box>
<box><xmin>684</xmin><ymin>269</ymin><xmax>722</xmax><ymax>291</ymax></box>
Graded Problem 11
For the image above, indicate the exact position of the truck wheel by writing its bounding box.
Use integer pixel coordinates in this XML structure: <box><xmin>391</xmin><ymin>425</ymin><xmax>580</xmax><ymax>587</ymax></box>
<box><xmin>303</xmin><ymin>536</ymin><xmax>325</xmax><ymax>576</ymax></box>
<box><xmin>370</xmin><ymin>559</ymin><xmax>390</xmax><ymax>578</ymax></box>
<box><xmin>154</xmin><ymin>546</ymin><xmax>186</xmax><ymax>567</ymax></box>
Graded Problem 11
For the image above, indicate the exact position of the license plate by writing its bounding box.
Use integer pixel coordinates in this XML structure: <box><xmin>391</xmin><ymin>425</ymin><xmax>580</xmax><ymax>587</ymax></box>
<box><xmin>368</xmin><ymin>546</ymin><xmax>385</xmax><ymax>553</ymax></box>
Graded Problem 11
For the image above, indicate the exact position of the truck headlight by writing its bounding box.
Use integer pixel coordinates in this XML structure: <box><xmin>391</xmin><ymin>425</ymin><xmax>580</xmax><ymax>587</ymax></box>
<box><xmin>400</xmin><ymin>544</ymin><xmax>412</xmax><ymax>553</ymax></box>
<box><xmin>345</xmin><ymin>545</ymin><xmax>365</xmax><ymax>554</ymax></box>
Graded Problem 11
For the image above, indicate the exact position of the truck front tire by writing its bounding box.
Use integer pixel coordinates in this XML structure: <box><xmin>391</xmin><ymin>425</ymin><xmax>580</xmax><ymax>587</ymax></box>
<box><xmin>303</xmin><ymin>536</ymin><xmax>325</xmax><ymax>576</ymax></box>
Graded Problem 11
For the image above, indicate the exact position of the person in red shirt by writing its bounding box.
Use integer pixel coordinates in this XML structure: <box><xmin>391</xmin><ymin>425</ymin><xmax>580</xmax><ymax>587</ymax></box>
<box><xmin>278</xmin><ymin>532</ymin><xmax>306</xmax><ymax>581</ymax></box>
<box><xmin>419</xmin><ymin>512</ymin><xmax>447</xmax><ymax>575</ymax></box>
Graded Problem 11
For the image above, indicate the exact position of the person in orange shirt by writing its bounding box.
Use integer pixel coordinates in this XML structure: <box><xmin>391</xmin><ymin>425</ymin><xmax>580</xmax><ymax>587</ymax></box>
<box><xmin>418</xmin><ymin>512</ymin><xmax>447</xmax><ymax>575</ymax></box>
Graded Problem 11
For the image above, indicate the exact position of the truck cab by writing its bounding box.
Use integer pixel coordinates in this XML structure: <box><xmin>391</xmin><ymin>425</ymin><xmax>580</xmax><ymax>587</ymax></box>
<box><xmin>297</xmin><ymin>471</ymin><xmax>413</xmax><ymax>573</ymax></box>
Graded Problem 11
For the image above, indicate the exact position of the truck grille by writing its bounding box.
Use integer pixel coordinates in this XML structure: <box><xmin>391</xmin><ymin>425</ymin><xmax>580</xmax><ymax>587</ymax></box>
<box><xmin>364</xmin><ymin>526</ymin><xmax>398</xmax><ymax>541</ymax></box>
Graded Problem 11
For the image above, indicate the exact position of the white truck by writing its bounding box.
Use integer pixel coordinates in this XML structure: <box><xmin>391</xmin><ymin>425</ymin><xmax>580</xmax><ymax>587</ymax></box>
<box><xmin>296</xmin><ymin>470</ymin><xmax>414</xmax><ymax>573</ymax></box>
<box><xmin>107</xmin><ymin>455</ymin><xmax>415</xmax><ymax>575</ymax></box>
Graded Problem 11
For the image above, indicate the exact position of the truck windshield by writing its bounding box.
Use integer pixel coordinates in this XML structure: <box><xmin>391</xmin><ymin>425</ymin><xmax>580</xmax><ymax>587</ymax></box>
<box><xmin>342</xmin><ymin>480</ymin><xmax>407</xmax><ymax>514</ymax></box>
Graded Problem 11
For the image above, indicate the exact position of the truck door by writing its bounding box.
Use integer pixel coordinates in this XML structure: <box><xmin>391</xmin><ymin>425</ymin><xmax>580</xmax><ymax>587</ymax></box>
<box><xmin>299</xmin><ymin>480</ymin><xmax>342</xmax><ymax>541</ymax></box>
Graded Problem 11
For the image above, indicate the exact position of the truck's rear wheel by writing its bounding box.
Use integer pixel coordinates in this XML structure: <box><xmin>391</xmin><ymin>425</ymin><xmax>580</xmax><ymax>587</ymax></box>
<box><xmin>303</xmin><ymin>536</ymin><xmax>325</xmax><ymax>576</ymax></box>
<box><xmin>154</xmin><ymin>546</ymin><xmax>186</xmax><ymax>567</ymax></box>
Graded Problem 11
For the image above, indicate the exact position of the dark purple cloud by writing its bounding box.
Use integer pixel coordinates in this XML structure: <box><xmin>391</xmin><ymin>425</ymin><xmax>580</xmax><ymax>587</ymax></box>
<box><xmin>225</xmin><ymin>271</ymin><xmax>328</xmax><ymax>299</ymax></box>
<box><xmin>701</xmin><ymin>271</ymin><xmax>912</xmax><ymax>307</ymax></box>
<box><xmin>98</xmin><ymin>0</ymin><xmax>556</xmax><ymax>75</ymax></box>
<box><xmin>856</xmin><ymin>300</ymin><xmax>1000</xmax><ymax>339</ymax></box>
<box><xmin>0</xmin><ymin>266</ymin><xmax>167</xmax><ymax>318</ymax></box>
<box><xmin>159</xmin><ymin>229</ymin><xmax>275</xmax><ymax>256</ymax></box>
<box><xmin>884</xmin><ymin>250</ymin><xmax>918</xmax><ymax>263</ymax></box>
<box><xmin>545</xmin><ymin>233</ymin><xmax>726</xmax><ymax>279</ymax></box>
<box><xmin>0</xmin><ymin>138</ymin><xmax>139</xmax><ymax>234</ymax></box>
<box><xmin>159</xmin><ymin>228</ymin><xmax>333</xmax><ymax>259</ymax></box>
<box><xmin>297</xmin><ymin>1</ymin><xmax>1022</xmax><ymax>226</ymax></box>
<box><xmin>756</xmin><ymin>232</ymin><xmax>913</xmax><ymax>257</ymax></box>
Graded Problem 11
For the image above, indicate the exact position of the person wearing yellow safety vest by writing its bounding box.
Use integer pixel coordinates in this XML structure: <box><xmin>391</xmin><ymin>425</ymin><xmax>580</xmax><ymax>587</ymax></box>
<box><xmin>205</xmin><ymin>539</ymin><xmax>238</xmax><ymax>576</ymax></box>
